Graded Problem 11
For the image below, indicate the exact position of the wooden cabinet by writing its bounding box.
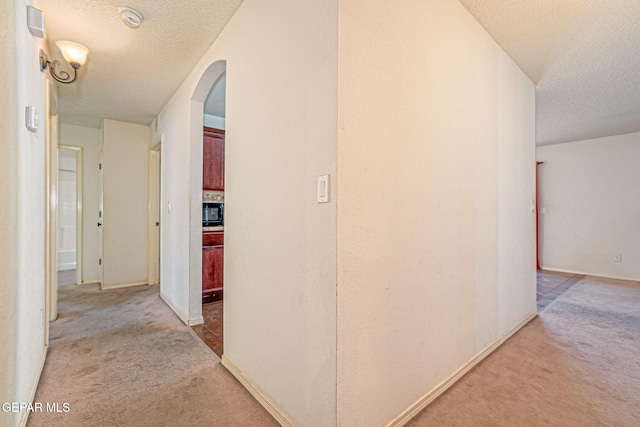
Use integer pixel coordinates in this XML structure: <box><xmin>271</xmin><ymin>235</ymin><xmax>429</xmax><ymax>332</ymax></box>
<box><xmin>203</xmin><ymin>231</ymin><xmax>224</xmax><ymax>303</ymax></box>
<box><xmin>202</xmin><ymin>126</ymin><xmax>224</xmax><ymax>302</ymax></box>
<box><xmin>203</xmin><ymin>127</ymin><xmax>225</xmax><ymax>191</ymax></box>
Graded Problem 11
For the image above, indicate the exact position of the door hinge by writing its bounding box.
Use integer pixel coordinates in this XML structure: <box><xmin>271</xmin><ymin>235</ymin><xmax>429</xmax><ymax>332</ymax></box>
<box><xmin>99</xmin><ymin>258</ymin><xmax>102</xmax><ymax>266</ymax></box>
<box><xmin>99</xmin><ymin>163</ymin><xmax>102</xmax><ymax>170</ymax></box>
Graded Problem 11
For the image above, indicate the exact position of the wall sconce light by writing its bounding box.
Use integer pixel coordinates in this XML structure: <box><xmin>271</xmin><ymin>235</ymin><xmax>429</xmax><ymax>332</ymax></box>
<box><xmin>40</xmin><ymin>40</ymin><xmax>89</xmax><ymax>84</ymax></box>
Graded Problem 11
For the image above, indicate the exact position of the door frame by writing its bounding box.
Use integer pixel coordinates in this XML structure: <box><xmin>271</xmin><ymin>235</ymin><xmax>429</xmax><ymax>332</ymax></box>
<box><xmin>148</xmin><ymin>136</ymin><xmax>162</xmax><ymax>285</ymax></box>
<box><xmin>98</xmin><ymin>145</ymin><xmax>104</xmax><ymax>287</ymax></box>
<box><xmin>58</xmin><ymin>145</ymin><xmax>84</xmax><ymax>286</ymax></box>
<box><xmin>45</xmin><ymin>79</ymin><xmax>58</xmax><ymax>332</ymax></box>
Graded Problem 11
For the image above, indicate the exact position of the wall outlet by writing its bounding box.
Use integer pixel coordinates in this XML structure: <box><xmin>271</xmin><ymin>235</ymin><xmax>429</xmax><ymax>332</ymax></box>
<box><xmin>614</xmin><ymin>254</ymin><xmax>622</xmax><ymax>262</ymax></box>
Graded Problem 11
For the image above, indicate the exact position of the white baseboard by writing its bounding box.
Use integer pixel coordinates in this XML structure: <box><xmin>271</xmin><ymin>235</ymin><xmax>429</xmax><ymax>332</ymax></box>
<box><xmin>159</xmin><ymin>292</ymin><xmax>189</xmax><ymax>325</ymax></box>
<box><xmin>222</xmin><ymin>355</ymin><xmax>296</xmax><ymax>427</ymax></box>
<box><xmin>188</xmin><ymin>316</ymin><xmax>204</xmax><ymax>326</ymax></box>
<box><xmin>19</xmin><ymin>346</ymin><xmax>48</xmax><ymax>427</ymax></box>
<box><xmin>57</xmin><ymin>263</ymin><xmax>76</xmax><ymax>270</ymax></box>
<box><xmin>158</xmin><ymin>292</ymin><xmax>203</xmax><ymax>326</ymax></box>
<box><xmin>540</xmin><ymin>267</ymin><xmax>639</xmax><ymax>283</ymax></box>
<box><xmin>101</xmin><ymin>280</ymin><xmax>148</xmax><ymax>290</ymax></box>
<box><xmin>386</xmin><ymin>310</ymin><xmax>538</xmax><ymax>427</ymax></box>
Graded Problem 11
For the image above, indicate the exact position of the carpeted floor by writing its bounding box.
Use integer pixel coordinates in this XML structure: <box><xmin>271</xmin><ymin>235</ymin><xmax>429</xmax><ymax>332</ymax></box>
<box><xmin>28</xmin><ymin>284</ymin><xmax>277</xmax><ymax>427</ymax></box>
<box><xmin>408</xmin><ymin>275</ymin><xmax>640</xmax><ymax>426</ymax></box>
<box><xmin>28</xmin><ymin>276</ymin><xmax>640</xmax><ymax>426</ymax></box>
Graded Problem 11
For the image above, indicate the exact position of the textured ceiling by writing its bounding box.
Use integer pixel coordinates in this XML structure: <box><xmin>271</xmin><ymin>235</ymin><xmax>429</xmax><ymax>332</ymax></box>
<box><xmin>39</xmin><ymin>0</ymin><xmax>243</xmax><ymax>128</ymax></box>
<box><xmin>459</xmin><ymin>0</ymin><xmax>640</xmax><ymax>145</ymax></box>
<box><xmin>41</xmin><ymin>1</ymin><xmax>640</xmax><ymax>143</ymax></box>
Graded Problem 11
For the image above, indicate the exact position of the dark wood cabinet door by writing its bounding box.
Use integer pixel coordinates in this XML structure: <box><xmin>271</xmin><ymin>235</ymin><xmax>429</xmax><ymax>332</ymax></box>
<box><xmin>202</xmin><ymin>232</ymin><xmax>224</xmax><ymax>246</ymax></box>
<box><xmin>203</xmin><ymin>127</ymin><xmax>225</xmax><ymax>191</ymax></box>
<box><xmin>202</xmin><ymin>245</ymin><xmax>224</xmax><ymax>302</ymax></box>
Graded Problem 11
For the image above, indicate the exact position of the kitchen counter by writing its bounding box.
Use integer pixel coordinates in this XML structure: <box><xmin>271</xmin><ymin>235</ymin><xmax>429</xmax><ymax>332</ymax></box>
<box><xmin>203</xmin><ymin>226</ymin><xmax>224</xmax><ymax>232</ymax></box>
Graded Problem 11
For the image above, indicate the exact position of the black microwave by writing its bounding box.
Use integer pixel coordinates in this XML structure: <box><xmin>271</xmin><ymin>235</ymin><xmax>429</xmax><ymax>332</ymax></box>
<box><xmin>202</xmin><ymin>202</ymin><xmax>224</xmax><ymax>227</ymax></box>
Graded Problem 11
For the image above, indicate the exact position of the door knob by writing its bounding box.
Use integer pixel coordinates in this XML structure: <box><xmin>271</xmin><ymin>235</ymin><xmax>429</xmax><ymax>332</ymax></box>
<box><xmin>97</xmin><ymin>222</ymin><xmax>102</xmax><ymax>227</ymax></box>
<box><xmin>155</xmin><ymin>222</ymin><xmax>160</xmax><ymax>226</ymax></box>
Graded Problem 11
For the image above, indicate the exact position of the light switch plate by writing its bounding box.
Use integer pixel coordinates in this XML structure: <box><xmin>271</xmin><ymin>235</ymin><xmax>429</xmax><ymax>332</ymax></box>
<box><xmin>317</xmin><ymin>175</ymin><xmax>329</xmax><ymax>203</ymax></box>
<box><xmin>25</xmin><ymin>106</ymin><xmax>38</xmax><ymax>132</ymax></box>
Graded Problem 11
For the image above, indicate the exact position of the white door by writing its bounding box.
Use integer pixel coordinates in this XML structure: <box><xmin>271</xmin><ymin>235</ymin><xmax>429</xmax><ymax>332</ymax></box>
<box><xmin>98</xmin><ymin>145</ymin><xmax>104</xmax><ymax>286</ymax></box>
<box><xmin>148</xmin><ymin>142</ymin><xmax>161</xmax><ymax>285</ymax></box>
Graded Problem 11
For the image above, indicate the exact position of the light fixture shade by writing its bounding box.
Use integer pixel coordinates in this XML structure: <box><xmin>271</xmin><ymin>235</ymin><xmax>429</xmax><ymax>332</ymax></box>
<box><xmin>55</xmin><ymin>40</ymin><xmax>89</xmax><ymax>67</ymax></box>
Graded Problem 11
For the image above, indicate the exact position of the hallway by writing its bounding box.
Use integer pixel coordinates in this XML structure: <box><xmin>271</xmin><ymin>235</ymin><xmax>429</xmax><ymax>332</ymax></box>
<box><xmin>24</xmin><ymin>273</ymin><xmax>640</xmax><ymax>426</ymax></box>
<box><xmin>409</xmin><ymin>273</ymin><xmax>640</xmax><ymax>425</ymax></box>
<box><xmin>28</xmin><ymin>284</ymin><xmax>276</xmax><ymax>427</ymax></box>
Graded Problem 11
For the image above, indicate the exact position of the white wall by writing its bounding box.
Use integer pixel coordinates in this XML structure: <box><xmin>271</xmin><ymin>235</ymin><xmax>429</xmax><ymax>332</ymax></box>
<box><xmin>537</xmin><ymin>132</ymin><xmax>640</xmax><ymax>280</ymax></box>
<box><xmin>157</xmin><ymin>0</ymin><xmax>537</xmax><ymax>425</ymax></box>
<box><xmin>102</xmin><ymin>119</ymin><xmax>150</xmax><ymax>288</ymax></box>
<box><xmin>59</xmin><ymin>124</ymin><xmax>102</xmax><ymax>282</ymax></box>
<box><xmin>154</xmin><ymin>0</ymin><xmax>338</xmax><ymax>425</ymax></box>
<box><xmin>336</xmin><ymin>1</ymin><xmax>536</xmax><ymax>425</ymax></box>
<box><xmin>0</xmin><ymin>1</ymin><xmax>48</xmax><ymax>426</ymax></box>
<box><xmin>203</xmin><ymin>114</ymin><xmax>225</xmax><ymax>130</ymax></box>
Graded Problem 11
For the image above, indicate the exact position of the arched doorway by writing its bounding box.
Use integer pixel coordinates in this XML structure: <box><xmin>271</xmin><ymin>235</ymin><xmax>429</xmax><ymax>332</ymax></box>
<box><xmin>189</xmin><ymin>60</ymin><xmax>227</xmax><ymax>356</ymax></box>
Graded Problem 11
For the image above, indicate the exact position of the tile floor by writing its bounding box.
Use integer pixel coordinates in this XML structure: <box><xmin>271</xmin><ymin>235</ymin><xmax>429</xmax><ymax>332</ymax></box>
<box><xmin>536</xmin><ymin>269</ymin><xmax>584</xmax><ymax>311</ymax></box>
<box><xmin>191</xmin><ymin>270</ymin><xmax>581</xmax><ymax>357</ymax></box>
<box><xmin>191</xmin><ymin>301</ymin><xmax>224</xmax><ymax>357</ymax></box>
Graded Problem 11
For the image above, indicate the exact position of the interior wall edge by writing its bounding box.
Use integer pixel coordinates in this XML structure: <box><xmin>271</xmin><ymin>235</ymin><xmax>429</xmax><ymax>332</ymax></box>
<box><xmin>17</xmin><ymin>346</ymin><xmax>47</xmax><ymax>427</ymax></box>
<box><xmin>160</xmin><ymin>291</ymin><xmax>190</xmax><ymax>326</ymax></box>
<box><xmin>221</xmin><ymin>355</ymin><xmax>297</xmax><ymax>427</ymax></box>
<box><xmin>385</xmin><ymin>310</ymin><xmax>538</xmax><ymax>427</ymax></box>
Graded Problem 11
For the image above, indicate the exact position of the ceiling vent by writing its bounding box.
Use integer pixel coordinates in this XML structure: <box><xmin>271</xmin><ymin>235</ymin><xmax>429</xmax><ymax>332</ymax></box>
<box><xmin>118</xmin><ymin>7</ymin><xmax>143</xmax><ymax>28</ymax></box>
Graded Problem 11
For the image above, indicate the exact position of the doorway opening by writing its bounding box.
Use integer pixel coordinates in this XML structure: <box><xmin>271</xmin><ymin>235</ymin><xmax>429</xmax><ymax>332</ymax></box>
<box><xmin>188</xmin><ymin>60</ymin><xmax>226</xmax><ymax>358</ymax></box>
<box><xmin>535</xmin><ymin>160</ymin><xmax>583</xmax><ymax>311</ymax></box>
<box><xmin>148</xmin><ymin>137</ymin><xmax>162</xmax><ymax>286</ymax></box>
<box><xmin>57</xmin><ymin>145</ymin><xmax>83</xmax><ymax>287</ymax></box>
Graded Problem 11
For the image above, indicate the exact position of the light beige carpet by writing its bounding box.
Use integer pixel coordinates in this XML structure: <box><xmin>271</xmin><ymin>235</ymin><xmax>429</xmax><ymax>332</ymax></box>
<box><xmin>28</xmin><ymin>284</ymin><xmax>277</xmax><ymax>427</ymax></box>
<box><xmin>409</xmin><ymin>275</ymin><xmax>640</xmax><ymax>426</ymax></box>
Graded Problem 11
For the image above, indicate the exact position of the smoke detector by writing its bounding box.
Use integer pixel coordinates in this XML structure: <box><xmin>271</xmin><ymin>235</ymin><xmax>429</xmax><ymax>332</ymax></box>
<box><xmin>118</xmin><ymin>7</ymin><xmax>143</xmax><ymax>28</ymax></box>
